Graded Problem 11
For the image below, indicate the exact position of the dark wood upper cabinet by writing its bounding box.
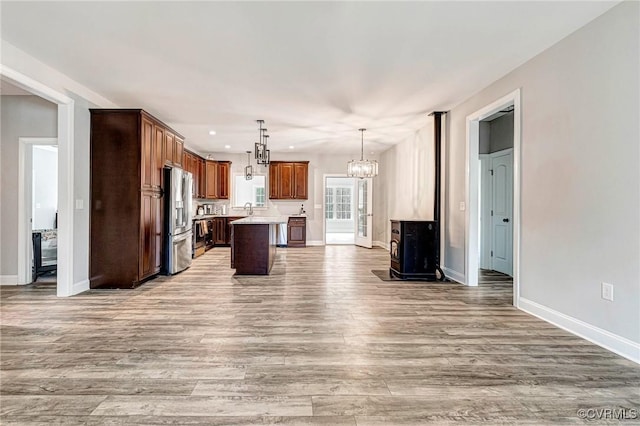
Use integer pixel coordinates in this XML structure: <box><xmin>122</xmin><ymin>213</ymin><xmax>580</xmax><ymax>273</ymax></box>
<box><xmin>279</xmin><ymin>163</ymin><xmax>294</xmax><ymax>199</ymax></box>
<box><xmin>182</xmin><ymin>152</ymin><xmax>230</xmax><ymax>200</ymax></box>
<box><xmin>174</xmin><ymin>137</ymin><xmax>184</xmax><ymax>167</ymax></box>
<box><xmin>191</xmin><ymin>154</ymin><xmax>199</xmax><ymax>197</ymax></box>
<box><xmin>198</xmin><ymin>158</ymin><xmax>206</xmax><ymax>198</ymax></box>
<box><xmin>141</xmin><ymin>117</ymin><xmax>154</xmax><ymax>191</ymax></box>
<box><xmin>269</xmin><ymin>163</ymin><xmax>279</xmax><ymax>199</ymax></box>
<box><xmin>200</xmin><ymin>159</ymin><xmax>231</xmax><ymax>200</ymax></box>
<box><xmin>162</xmin><ymin>131</ymin><xmax>183</xmax><ymax>167</ymax></box>
<box><xmin>152</xmin><ymin>125</ymin><xmax>164</xmax><ymax>189</ymax></box>
<box><xmin>216</xmin><ymin>161</ymin><xmax>230</xmax><ymax>199</ymax></box>
<box><xmin>183</xmin><ymin>150</ymin><xmax>199</xmax><ymax>198</ymax></box>
<box><xmin>205</xmin><ymin>160</ymin><xmax>218</xmax><ymax>199</ymax></box>
<box><xmin>185</xmin><ymin>152</ymin><xmax>192</xmax><ymax>192</ymax></box>
<box><xmin>293</xmin><ymin>162</ymin><xmax>308</xmax><ymax>199</ymax></box>
<box><xmin>163</xmin><ymin>131</ymin><xmax>175</xmax><ymax>166</ymax></box>
<box><xmin>269</xmin><ymin>161</ymin><xmax>309</xmax><ymax>200</ymax></box>
<box><xmin>89</xmin><ymin>109</ymin><xmax>184</xmax><ymax>289</ymax></box>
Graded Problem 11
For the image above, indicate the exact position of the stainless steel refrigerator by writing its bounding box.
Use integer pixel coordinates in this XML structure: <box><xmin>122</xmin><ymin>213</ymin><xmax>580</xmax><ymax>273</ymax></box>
<box><xmin>164</xmin><ymin>167</ymin><xmax>193</xmax><ymax>275</ymax></box>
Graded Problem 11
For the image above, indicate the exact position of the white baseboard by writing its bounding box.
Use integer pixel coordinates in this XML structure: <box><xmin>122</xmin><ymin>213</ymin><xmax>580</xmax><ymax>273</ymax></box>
<box><xmin>442</xmin><ymin>267</ymin><xmax>465</xmax><ymax>284</ymax></box>
<box><xmin>72</xmin><ymin>279</ymin><xmax>90</xmax><ymax>295</ymax></box>
<box><xmin>373</xmin><ymin>240</ymin><xmax>390</xmax><ymax>250</ymax></box>
<box><xmin>306</xmin><ymin>240</ymin><xmax>324</xmax><ymax>246</ymax></box>
<box><xmin>0</xmin><ymin>275</ymin><xmax>18</xmax><ymax>285</ymax></box>
<box><xmin>519</xmin><ymin>297</ymin><xmax>640</xmax><ymax>364</ymax></box>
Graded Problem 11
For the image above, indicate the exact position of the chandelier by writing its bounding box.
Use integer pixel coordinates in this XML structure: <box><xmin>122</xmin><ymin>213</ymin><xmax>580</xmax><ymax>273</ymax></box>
<box><xmin>254</xmin><ymin>119</ymin><xmax>270</xmax><ymax>165</ymax></box>
<box><xmin>347</xmin><ymin>128</ymin><xmax>378</xmax><ymax>178</ymax></box>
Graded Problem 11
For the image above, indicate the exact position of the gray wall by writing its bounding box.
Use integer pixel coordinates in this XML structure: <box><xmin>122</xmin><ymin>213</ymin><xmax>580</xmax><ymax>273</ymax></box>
<box><xmin>443</xmin><ymin>2</ymin><xmax>639</xmax><ymax>342</ymax></box>
<box><xmin>480</xmin><ymin>112</ymin><xmax>514</xmax><ymax>154</ymax></box>
<box><xmin>71</xmin><ymin>94</ymin><xmax>92</xmax><ymax>286</ymax></box>
<box><xmin>32</xmin><ymin>146</ymin><xmax>58</xmax><ymax>230</ymax></box>
<box><xmin>0</xmin><ymin>95</ymin><xmax>57</xmax><ymax>276</ymax></box>
<box><xmin>489</xmin><ymin>112</ymin><xmax>514</xmax><ymax>153</ymax></box>
<box><xmin>374</xmin><ymin>121</ymin><xmax>435</xmax><ymax>247</ymax></box>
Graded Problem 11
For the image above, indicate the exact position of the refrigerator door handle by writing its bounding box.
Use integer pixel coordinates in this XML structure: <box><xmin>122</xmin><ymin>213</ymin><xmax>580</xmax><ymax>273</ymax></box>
<box><xmin>173</xmin><ymin>231</ymin><xmax>192</xmax><ymax>243</ymax></box>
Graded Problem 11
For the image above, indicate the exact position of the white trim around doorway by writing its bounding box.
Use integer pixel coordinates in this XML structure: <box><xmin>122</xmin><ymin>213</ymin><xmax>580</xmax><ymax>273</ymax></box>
<box><xmin>465</xmin><ymin>88</ymin><xmax>521</xmax><ymax>307</ymax></box>
<box><xmin>1</xmin><ymin>65</ymin><xmax>76</xmax><ymax>297</ymax></box>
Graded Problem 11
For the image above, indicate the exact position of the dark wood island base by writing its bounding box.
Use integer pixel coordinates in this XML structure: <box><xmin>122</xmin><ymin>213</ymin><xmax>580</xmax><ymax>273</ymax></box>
<box><xmin>230</xmin><ymin>217</ymin><xmax>287</xmax><ymax>275</ymax></box>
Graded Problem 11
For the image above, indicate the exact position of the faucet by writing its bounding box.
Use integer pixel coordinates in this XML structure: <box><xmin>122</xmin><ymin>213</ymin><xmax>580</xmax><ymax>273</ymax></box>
<box><xmin>244</xmin><ymin>202</ymin><xmax>254</xmax><ymax>216</ymax></box>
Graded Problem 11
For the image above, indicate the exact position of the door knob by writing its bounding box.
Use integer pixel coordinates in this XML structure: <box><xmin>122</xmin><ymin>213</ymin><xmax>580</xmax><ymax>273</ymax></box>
<box><xmin>503</xmin><ymin>218</ymin><xmax>509</xmax><ymax>223</ymax></box>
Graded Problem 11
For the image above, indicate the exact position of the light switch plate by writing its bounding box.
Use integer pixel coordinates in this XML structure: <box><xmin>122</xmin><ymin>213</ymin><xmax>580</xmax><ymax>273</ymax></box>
<box><xmin>459</xmin><ymin>202</ymin><xmax>466</xmax><ymax>211</ymax></box>
<box><xmin>75</xmin><ymin>199</ymin><xmax>84</xmax><ymax>210</ymax></box>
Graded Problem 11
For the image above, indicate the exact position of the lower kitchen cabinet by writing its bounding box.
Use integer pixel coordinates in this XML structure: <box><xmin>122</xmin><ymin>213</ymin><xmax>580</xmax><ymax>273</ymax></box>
<box><xmin>214</xmin><ymin>217</ymin><xmax>227</xmax><ymax>245</ymax></box>
<box><xmin>287</xmin><ymin>216</ymin><xmax>306</xmax><ymax>247</ymax></box>
<box><xmin>212</xmin><ymin>216</ymin><xmax>244</xmax><ymax>247</ymax></box>
<box><xmin>139</xmin><ymin>191</ymin><xmax>163</xmax><ymax>280</ymax></box>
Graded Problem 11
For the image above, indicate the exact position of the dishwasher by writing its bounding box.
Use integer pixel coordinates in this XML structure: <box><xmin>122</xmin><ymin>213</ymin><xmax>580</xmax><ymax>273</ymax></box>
<box><xmin>277</xmin><ymin>222</ymin><xmax>287</xmax><ymax>247</ymax></box>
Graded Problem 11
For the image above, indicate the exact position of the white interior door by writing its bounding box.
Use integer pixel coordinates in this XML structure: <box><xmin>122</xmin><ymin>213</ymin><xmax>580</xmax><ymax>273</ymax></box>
<box><xmin>491</xmin><ymin>150</ymin><xmax>513</xmax><ymax>275</ymax></box>
<box><xmin>355</xmin><ymin>178</ymin><xmax>373</xmax><ymax>248</ymax></box>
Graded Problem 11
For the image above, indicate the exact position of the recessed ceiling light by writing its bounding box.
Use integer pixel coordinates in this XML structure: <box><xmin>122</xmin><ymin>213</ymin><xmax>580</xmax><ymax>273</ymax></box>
<box><xmin>289</xmin><ymin>145</ymin><xmax>294</xmax><ymax>149</ymax></box>
<box><xmin>209</xmin><ymin>130</ymin><xmax>216</xmax><ymax>135</ymax></box>
<box><xmin>224</xmin><ymin>145</ymin><xmax>231</xmax><ymax>149</ymax></box>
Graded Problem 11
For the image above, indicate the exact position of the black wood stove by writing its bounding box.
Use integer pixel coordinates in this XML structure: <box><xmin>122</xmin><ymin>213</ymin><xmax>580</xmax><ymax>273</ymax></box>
<box><xmin>390</xmin><ymin>220</ymin><xmax>439</xmax><ymax>280</ymax></box>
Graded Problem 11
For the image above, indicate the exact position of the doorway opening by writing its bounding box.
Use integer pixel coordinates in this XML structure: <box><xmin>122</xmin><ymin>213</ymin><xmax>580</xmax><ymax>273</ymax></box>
<box><xmin>30</xmin><ymin>142</ymin><xmax>59</xmax><ymax>284</ymax></box>
<box><xmin>465</xmin><ymin>89</ymin><xmax>521</xmax><ymax>307</ymax></box>
<box><xmin>323</xmin><ymin>175</ymin><xmax>374</xmax><ymax>248</ymax></box>
<box><xmin>479</xmin><ymin>109</ymin><xmax>514</xmax><ymax>277</ymax></box>
<box><xmin>2</xmin><ymin>66</ymin><xmax>76</xmax><ymax>297</ymax></box>
<box><xmin>324</xmin><ymin>176</ymin><xmax>356</xmax><ymax>245</ymax></box>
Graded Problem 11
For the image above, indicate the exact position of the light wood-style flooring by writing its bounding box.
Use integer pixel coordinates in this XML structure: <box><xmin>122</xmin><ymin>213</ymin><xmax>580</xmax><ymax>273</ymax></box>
<box><xmin>1</xmin><ymin>246</ymin><xmax>638</xmax><ymax>424</ymax></box>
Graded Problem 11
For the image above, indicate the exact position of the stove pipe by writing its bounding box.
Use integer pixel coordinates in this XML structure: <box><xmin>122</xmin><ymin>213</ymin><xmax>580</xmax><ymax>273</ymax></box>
<box><xmin>430</xmin><ymin>111</ymin><xmax>446</xmax><ymax>280</ymax></box>
<box><xmin>430</xmin><ymin>111</ymin><xmax>445</xmax><ymax>222</ymax></box>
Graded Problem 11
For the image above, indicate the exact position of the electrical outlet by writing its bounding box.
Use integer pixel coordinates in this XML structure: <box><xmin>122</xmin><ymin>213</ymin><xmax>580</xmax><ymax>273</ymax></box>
<box><xmin>601</xmin><ymin>282</ymin><xmax>614</xmax><ymax>301</ymax></box>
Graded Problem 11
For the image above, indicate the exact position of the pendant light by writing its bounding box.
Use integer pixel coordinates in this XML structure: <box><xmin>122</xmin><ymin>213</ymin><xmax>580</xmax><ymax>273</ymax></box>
<box><xmin>261</xmin><ymin>134</ymin><xmax>270</xmax><ymax>165</ymax></box>
<box><xmin>255</xmin><ymin>119</ymin><xmax>270</xmax><ymax>165</ymax></box>
<box><xmin>347</xmin><ymin>128</ymin><xmax>378</xmax><ymax>178</ymax></box>
<box><xmin>244</xmin><ymin>151</ymin><xmax>253</xmax><ymax>180</ymax></box>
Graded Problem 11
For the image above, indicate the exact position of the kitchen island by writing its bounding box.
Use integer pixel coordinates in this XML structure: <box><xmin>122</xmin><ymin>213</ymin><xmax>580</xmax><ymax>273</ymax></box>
<box><xmin>230</xmin><ymin>216</ymin><xmax>288</xmax><ymax>275</ymax></box>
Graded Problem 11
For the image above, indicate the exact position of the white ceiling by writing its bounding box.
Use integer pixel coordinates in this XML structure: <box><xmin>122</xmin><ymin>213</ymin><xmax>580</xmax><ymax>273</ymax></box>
<box><xmin>1</xmin><ymin>1</ymin><xmax>617</xmax><ymax>155</ymax></box>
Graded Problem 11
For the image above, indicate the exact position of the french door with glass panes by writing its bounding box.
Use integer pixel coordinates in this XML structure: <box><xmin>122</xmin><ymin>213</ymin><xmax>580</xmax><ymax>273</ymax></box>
<box><xmin>355</xmin><ymin>178</ymin><xmax>373</xmax><ymax>248</ymax></box>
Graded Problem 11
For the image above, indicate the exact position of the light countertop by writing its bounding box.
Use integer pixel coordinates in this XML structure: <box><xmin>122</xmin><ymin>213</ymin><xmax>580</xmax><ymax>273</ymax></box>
<box><xmin>193</xmin><ymin>215</ymin><xmax>247</xmax><ymax>220</ymax></box>
<box><xmin>230</xmin><ymin>216</ymin><xmax>288</xmax><ymax>225</ymax></box>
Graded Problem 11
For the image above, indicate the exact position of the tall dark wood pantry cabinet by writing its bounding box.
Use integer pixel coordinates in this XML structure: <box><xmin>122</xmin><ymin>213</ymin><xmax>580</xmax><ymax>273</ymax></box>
<box><xmin>90</xmin><ymin>109</ymin><xmax>184</xmax><ymax>289</ymax></box>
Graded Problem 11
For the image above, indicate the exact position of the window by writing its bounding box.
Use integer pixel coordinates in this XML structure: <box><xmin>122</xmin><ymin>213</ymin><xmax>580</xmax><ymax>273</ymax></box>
<box><xmin>233</xmin><ymin>175</ymin><xmax>266</xmax><ymax>208</ymax></box>
<box><xmin>255</xmin><ymin>187</ymin><xmax>265</xmax><ymax>207</ymax></box>
<box><xmin>325</xmin><ymin>188</ymin><xmax>334</xmax><ymax>219</ymax></box>
<box><xmin>335</xmin><ymin>188</ymin><xmax>352</xmax><ymax>219</ymax></box>
<box><xmin>325</xmin><ymin>186</ymin><xmax>351</xmax><ymax>220</ymax></box>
